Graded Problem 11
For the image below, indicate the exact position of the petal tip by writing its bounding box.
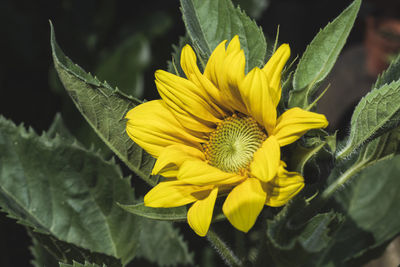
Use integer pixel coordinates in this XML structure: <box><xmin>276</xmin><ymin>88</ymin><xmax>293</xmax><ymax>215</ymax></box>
<box><xmin>278</xmin><ymin>43</ymin><xmax>291</xmax><ymax>57</ymax></box>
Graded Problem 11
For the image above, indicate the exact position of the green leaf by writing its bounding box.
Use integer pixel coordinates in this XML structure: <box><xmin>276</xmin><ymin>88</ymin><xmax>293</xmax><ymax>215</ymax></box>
<box><xmin>355</xmin><ymin>127</ymin><xmax>400</xmax><ymax>166</ymax></box>
<box><xmin>118</xmin><ymin>202</ymin><xmax>187</xmax><ymax>221</ymax></box>
<box><xmin>337</xmin><ymin>80</ymin><xmax>400</xmax><ymax>159</ymax></box>
<box><xmin>31</xmin><ymin>230</ymin><xmax>120</xmax><ymax>267</ymax></box>
<box><xmin>180</xmin><ymin>0</ymin><xmax>267</xmax><ymax>72</ymax></box>
<box><xmin>374</xmin><ymin>53</ymin><xmax>400</xmax><ymax>88</ymax></box>
<box><xmin>289</xmin><ymin>0</ymin><xmax>361</xmax><ymax>108</ymax></box>
<box><xmin>49</xmin><ymin>21</ymin><xmax>158</xmax><ymax>186</ymax></box>
<box><xmin>0</xmin><ymin>116</ymin><xmax>140</xmax><ymax>265</ymax></box>
<box><xmin>319</xmin><ymin>155</ymin><xmax>400</xmax><ymax>265</ymax></box>
<box><xmin>30</xmin><ymin>236</ymin><xmax>59</xmax><ymax>267</ymax></box>
<box><xmin>95</xmin><ymin>34</ymin><xmax>151</xmax><ymax>99</ymax></box>
<box><xmin>265</xmin><ymin>198</ymin><xmax>343</xmax><ymax>266</ymax></box>
<box><xmin>136</xmin><ymin>220</ymin><xmax>194</xmax><ymax>267</ymax></box>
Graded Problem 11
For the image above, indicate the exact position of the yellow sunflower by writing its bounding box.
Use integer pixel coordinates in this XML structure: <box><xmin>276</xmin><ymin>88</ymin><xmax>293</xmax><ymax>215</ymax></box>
<box><xmin>126</xmin><ymin>36</ymin><xmax>328</xmax><ymax>236</ymax></box>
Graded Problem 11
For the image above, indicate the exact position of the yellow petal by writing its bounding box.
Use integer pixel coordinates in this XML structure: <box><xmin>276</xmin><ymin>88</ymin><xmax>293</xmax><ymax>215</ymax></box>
<box><xmin>264</xmin><ymin>164</ymin><xmax>304</xmax><ymax>207</ymax></box>
<box><xmin>262</xmin><ymin>44</ymin><xmax>291</xmax><ymax>107</ymax></box>
<box><xmin>273</xmin><ymin>107</ymin><xmax>329</xmax><ymax>147</ymax></box>
<box><xmin>222</xmin><ymin>178</ymin><xmax>266</xmax><ymax>233</ymax></box>
<box><xmin>250</xmin><ymin>135</ymin><xmax>280</xmax><ymax>182</ymax></box>
<box><xmin>178</xmin><ymin>160</ymin><xmax>244</xmax><ymax>186</ymax></box>
<box><xmin>126</xmin><ymin>100</ymin><xmax>203</xmax><ymax>158</ymax></box>
<box><xmin>187</xmin><ymin>187</ymin><xmax>218</xmax><ymax>236</ymax></box>
<box><xmin>204</xmin><ymin>40</ymin><xmax>228</xmax><ymax>91</ymax></box>
<box><xmin>152</xmin><ymin>144</ymin><xmax>205</xmax><ymax>178</ymax></box>
<box><xmin>204</xmin><ymin>36</ymin><xmax>247</xmax><ymax>114</ymax></box>
<box><xmin>239</xmin><ymin>67</ymin><xmax>276</xmax><ymax>134</ymax></box>
<box><xmin>180</xmin><ymin>45</ymin><xmax>228</xmax><ymax>116</ymax></box>
<box><xmin>155</xmin><ymin>70</ymin><xmax>220</xmax><ymax>133</ymax></box>
<box><xmin>144</xmin><ymin>180</ymin><xmax>213</xmax><ymax>208</ymax></box>
<box><xmin>220</xmin><ymin>48</ymin><xmax>247</xmax><ymax>114</ymax></box>
<box><xmin>226</xmin><ymin>35</ymin><xmax>241</xmax><ymax>54</ymax></box>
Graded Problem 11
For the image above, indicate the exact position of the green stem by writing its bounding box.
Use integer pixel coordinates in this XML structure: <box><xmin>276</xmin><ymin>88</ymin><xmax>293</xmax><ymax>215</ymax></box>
<box><xmin>207</xmin><ymin>229</ymin><xmax>243</xmax><ymax>267</ymax></box>
<box><xmin>321</xmin><ymin>158</ymin><xmax>368</xmax><ymax>200</ymax></box>
<box><xmin>335</xmin><ymin>145</ymin><xmax>351</xmax><ymax>161</ymax></box>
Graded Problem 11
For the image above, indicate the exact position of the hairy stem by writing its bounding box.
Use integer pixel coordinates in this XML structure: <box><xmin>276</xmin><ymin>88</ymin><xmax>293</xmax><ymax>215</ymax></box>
<box><xmin>207</xmin><ymin>229</ymin><xmax>243</xmax><ymax>267</ymax></box>
<box><xmin>321</xmin><ymin>158</ymin><xmax>368</xmax><ymax>200</ymax></box>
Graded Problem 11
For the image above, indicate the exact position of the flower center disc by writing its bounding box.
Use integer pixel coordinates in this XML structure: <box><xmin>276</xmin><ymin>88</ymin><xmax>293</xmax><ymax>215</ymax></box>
<box><xmin>204</xmin><ymin>115</ymin><xmax>266</xmax><ymax>173</ymax></box>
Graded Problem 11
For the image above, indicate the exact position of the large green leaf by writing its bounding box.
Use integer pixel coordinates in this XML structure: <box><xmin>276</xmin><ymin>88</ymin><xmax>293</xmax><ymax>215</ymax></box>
<box><xmin>31</xmin><ymin>230</ymin><xmax>121</xmax><ymax>267</ymax></box>
<box><xmin>136</xmin><ymin>220</ymin><xmax>194</xmax><ymax>267</ymax></box>
<box><xmin>118</xmin><ymin>202</ymin><xmax>188</xmax><ymax>221</ymax></box>
<box><xmin>49</xmin><ymin>22</ymin><xmax>158</xmax><ymax>186</ymax></box>
<box><xmin>289</xmin><ymin>0</ymin><xmax>361</xmax><ymax>108</ymax></box>
<box><xmin>180</xmin><ymin>0</ymin><xmax>267</xmax><ymax>72</ymax></box>
<box><xmin>337</xmin><ymin>80</ymin><xmax>400</xmax><ymax>159</ymax></box>
<box><xmin>30</xmin><ymin>235</ymin><xmax>59</xmax><ymax>267</ymax></box>
<box><xmin>0</xmin><ymin>116</ymin><xmax>140</xmax><ymax>265</ymax></box>
<box><xmin>319</xmin><ymin>155</ymin><xmax>400</xmax><ymax>265</ymax></box>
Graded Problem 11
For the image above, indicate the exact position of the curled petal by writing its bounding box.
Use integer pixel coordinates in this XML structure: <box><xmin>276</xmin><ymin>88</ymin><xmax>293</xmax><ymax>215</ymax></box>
<box><xmin>262</xmin><ymin>44</ymin><xmax>291</xmax><ymax>107</ymax></box>
<box><xmin>144</xmin><ymin>180</ymin><xmax>213</xmax><ymax>208</ymax></box>
<box><xmin>222</xmin><ymin>178</ymin><xmax>266</xmax><ymax>233</ymax></box>
<box><xmin>155</xmin><ymin>70</ymin><xmax>221</xmax><ymax>133</ymax></box>
<box><xmin>180</xmin><ymin>45</ymin><xmax>228</xmax><ymax>116</ymax></box>
<box><xmin>204</xmin><ymin>36</ymin><xmax>247</xmax><ymax>113</ymax></box>
<box><xmin>178</xmin><ymin>160</ymin><xmax>244</xmax><ymax>186</ymax></box>
<box><xmin>187</xmin><ymin>187</ymin><xmax>218</xmax><ymax>236</ymax></box>
<box><xmin>126</xmin><ymin>100</ymin><xmax>203</xmax><ymax>158</ymax></box>
<box><xmin>204</xmin><ymin>40</ymin><xmax>228</xmax><ymax>91</ymax></box>
<box><xmin>273</xmin><ymin>107</ymin><xmax>329</xmax><ymax>147</ymax></box>
<box><xmin>240</xmin><ymin>68</ymin><xmax>276</xmax><ymax>134</ymax></box>
<box><xmin>250</xmin><ymin>135</ymin><xmax>280</xmax><ymax>182</ymax></box>
<box><xmin>264</xmin><ymin>164</ymin><xmax>304</xmax><ymax>207</ymax></box>
<box><xmin>152</xmin><ymin>144</ymin><xmax>205</xmax><ymax>177</ymax></box>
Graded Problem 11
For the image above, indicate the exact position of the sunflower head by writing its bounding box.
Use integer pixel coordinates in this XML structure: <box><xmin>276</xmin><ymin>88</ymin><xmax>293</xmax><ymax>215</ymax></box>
<box><xmin>126</xmin><ymin>35</ymin><xmax>328</xmax><ymax>236</ymax></box>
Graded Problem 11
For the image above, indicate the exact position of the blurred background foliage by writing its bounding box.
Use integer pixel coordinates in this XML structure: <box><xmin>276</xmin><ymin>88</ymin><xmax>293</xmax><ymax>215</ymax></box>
<box><xmin>1</xmin><ymin>0</ymin><xmax>399</xmax><ymax>266</ymax></box>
